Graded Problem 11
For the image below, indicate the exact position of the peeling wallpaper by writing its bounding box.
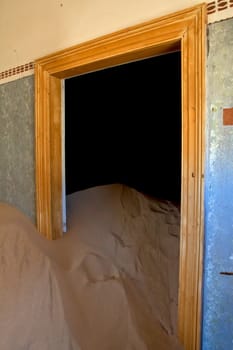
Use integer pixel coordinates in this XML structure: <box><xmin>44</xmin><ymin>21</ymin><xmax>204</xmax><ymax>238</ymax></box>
<box><xmin>0</xmin><ymin>76</ymin><xmax>35</xmax><ymax>221</ymax></box>
<box><xmin>202</xmin><ymin>18</ymin><xmax>233</xmax><ymax>349</ymax></box>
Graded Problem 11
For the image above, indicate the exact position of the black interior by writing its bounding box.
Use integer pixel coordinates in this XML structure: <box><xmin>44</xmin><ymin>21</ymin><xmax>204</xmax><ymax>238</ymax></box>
<box><xmin>65</xmin><ymin>51</ymin><xmax>181</xmax><ymax>202</ymax></box>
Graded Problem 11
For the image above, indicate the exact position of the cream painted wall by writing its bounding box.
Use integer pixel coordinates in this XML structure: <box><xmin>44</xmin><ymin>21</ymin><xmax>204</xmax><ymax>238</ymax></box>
<box><xmin>0</xmin><ymin>0</ymin><xmax>204</xmax><ymax>72</ymax></box>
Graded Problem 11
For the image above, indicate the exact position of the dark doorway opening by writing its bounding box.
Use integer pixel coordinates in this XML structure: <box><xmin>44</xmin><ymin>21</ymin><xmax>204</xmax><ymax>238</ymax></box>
<box><xmin>65</xmin><ymin>51</ymin><xmax>181</xmax><ymax>203</ymax></box>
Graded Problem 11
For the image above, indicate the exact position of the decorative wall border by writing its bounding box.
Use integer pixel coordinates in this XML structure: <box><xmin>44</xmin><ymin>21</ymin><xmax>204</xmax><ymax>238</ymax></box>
<box><xmin>0</xmin><ymin>62</ymin><xmax>34</xmax><ymax>84</ymax></box>
<box><xmin>207</xmin><ymin>0</ymin><xmax>233</xmax><ymax>23</ymax></box>
<box><xmin>207</xmin><ymin>0</ymin><xmax>233</xmax><ymax>14</ymax></box>
<box><xmin>0</xmin><ymin>1</ymin><xmax>232</xmax><ymax>85</ymax></box>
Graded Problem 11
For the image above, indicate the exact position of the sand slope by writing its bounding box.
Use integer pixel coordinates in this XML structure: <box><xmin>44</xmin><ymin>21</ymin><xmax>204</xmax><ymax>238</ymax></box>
<box><xmin>0</xmin><ymin>184</ymin><xmax>183</xmax><ymax>350</ymax></box>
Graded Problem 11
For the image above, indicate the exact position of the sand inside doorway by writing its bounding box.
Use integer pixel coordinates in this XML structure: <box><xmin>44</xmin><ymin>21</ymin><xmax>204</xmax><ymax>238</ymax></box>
<box><xmin>0</xmin><ymin>183</ymin><xmax>183</xmax><ymax>349</ymax></box>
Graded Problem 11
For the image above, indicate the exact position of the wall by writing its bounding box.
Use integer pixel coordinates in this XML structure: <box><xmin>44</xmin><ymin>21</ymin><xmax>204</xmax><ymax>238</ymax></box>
<box><xmin>0</xmin><ymin>76</ymin><xmax>35</xmax><ymax>221</ymax></box>
<box><xmin>202</xmin><ymin>17</ymin><xmax>233</xmax><ymax>350</ymax></box>
<box><xmin>1</xmin><ymin>1</ymin><xmax>232</xmax><ymax>75</ymax></box>
<box><xmin>0</xmin><ymin>0</ymin><xmax>203</xmax><ymax>73</ymax></box>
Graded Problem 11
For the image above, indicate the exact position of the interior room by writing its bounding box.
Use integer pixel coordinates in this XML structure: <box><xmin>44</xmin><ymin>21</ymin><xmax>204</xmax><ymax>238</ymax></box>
<box><xmin>1</xmin><ymin>1</ymin><xmax>233</xmax><ymax>349</ymax></box>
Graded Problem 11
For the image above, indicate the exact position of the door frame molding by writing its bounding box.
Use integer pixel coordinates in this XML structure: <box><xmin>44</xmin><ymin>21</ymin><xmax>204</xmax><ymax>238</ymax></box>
<box><xmin>35</xmin><ymin>4</ymin><xmax>206</xmax><ymax>349</ymax></box>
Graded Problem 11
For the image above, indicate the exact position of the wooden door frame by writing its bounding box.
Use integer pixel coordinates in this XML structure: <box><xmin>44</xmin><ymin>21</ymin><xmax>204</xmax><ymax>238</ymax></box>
<box><xmin>35</xmin><ymin>3</ymin><xmax>206</xmax><ymax>349</ymax></box>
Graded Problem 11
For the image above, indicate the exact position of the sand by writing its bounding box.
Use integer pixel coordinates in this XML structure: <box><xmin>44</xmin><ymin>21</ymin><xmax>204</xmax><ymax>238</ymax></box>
<box><xmin>0</xmin><ymin>184</ymin><xmax>183</xmax><ymax>350</ymax></box>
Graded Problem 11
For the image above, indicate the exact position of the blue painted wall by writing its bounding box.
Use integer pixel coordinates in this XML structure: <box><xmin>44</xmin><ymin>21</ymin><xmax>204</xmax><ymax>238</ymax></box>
<box><xmin>202</xmin><ymin>18</ymin><xmax>233</xmax><ymax>350</ymax></box>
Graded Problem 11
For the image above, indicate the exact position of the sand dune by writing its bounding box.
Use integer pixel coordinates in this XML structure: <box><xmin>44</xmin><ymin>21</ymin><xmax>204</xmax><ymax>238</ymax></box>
<box><xmin>0</xmin><ymin>184</ymin><xmax>183</xmax><ymax>349</ymax></box>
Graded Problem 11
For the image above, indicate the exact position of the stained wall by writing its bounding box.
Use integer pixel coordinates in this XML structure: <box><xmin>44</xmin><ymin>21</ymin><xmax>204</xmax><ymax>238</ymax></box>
<box><xmin>0</xmin><ymin>76</ymin><xmax>35</xmax><ymax>221</ymax></box>
<box><xmin>202</xmin><ymin>17</ymin><xmax>233</xmax><ymax>349</ymax></box>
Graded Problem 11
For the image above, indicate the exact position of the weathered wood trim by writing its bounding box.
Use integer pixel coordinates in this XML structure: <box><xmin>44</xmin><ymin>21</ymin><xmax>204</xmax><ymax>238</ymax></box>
<box><xmin>35</xmin><ymin>4</ymin><xmax>206</xmax><ymax>349</ymax></box>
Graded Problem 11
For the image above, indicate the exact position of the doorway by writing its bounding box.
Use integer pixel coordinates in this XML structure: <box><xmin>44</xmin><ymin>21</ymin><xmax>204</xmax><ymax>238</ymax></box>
<box><xmin>63</xmin><ymin>52</ymin><xmax>182</xmax><ymax>348</ymax></box>
<box><xmin>34</xmin><ymin>4</ymin><xmax>206</xmax><ymax>349</ymax></box>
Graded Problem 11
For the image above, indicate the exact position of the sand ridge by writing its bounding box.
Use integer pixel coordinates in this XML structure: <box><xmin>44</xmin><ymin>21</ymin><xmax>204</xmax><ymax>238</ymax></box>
<box><xmin>0</xmin><ymin>184</ymin><xmax>183</xmax><ymax>350</ymax></box>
